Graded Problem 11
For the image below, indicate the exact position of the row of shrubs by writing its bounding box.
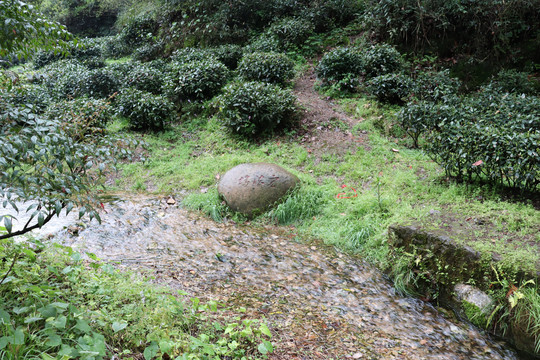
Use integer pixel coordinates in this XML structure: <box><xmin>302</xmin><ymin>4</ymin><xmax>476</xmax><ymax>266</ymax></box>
<box><xmin>316</xmin><ymin>44</ymin><xmax>539</xmax><ymax>192</ymax></box>
<box><xmin>317</xmin><ymin>44</ymin><xmax>539</xmax><ymax>103</ymax></box>
<box><xmin>398</xmin><ymin>92</ymin><xmax>539</xmax><ymax>192</ymax></box>
<box><xmin>21</xmin><ymin>43</ymin><xmax>299</xmax><ymax>136</ymax></box>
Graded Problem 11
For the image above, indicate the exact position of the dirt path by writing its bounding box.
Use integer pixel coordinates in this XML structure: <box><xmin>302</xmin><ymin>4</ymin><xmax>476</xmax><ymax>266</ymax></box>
<box><xmin>292</xmin><ymin>69</ymin><xmax>370</xmax><ymax>163</ymax></box>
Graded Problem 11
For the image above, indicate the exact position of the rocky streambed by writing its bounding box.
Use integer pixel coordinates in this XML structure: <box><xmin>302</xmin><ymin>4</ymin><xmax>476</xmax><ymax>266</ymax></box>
<box><xmin>31</xmin><ymin>195</ymin><xmax>522</xmax><ymax>359</ymax></box>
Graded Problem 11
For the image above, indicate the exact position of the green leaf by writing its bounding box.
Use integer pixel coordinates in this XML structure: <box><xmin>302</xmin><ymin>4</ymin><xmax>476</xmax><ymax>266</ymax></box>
<box><xmin>3</xmin><ymin>216</ymin><xmax>11</xmax><ymax>233</ymax></box>
<box><xmin>51</xmin><ymin>315</ymin><xmax>67</xmax><ymax>329</ymax></box>
<box><xmin>259</xmin><ymin>323</ymin><xmax>272</xmax><ymax>338</ymax></box>
<box><xmin>143</xmin><ymin>342</ymin><xmax>159</xmax><ymax>360</ymax></box>
<box><xmin>46</xmin><ymin>334</ymin><xmax>62</xmax><ymax>347</ymax></box>
<box><xmin>13</xmin><ymin>328</ymin><xmax>25</xmax><ymax>345</ymax></box>
<box><xmin>112</xmin><ymin>321</ymin><xmax>128</xmax><ymax>333</ymax></box>
<box><xmin>38</xmin><ymin>212</ymin><xmax>45</xmax><ymax>227</ymax></box>
<box><xmin>0</xmin><ymin>308</ymin><xmax>10</xmax><ymax>324</ymax></box>
<box><xmin>257</xmin><ymin>340</ymin><xmax>273</xmax><ymax>354</ymax></box>
<box><xmin>24</xmin><ymin>316</ymin><xmax>44</xmax><ymax>324</ymax></box>
<box><xmin>75</xmin><ymin>319</ymin><xmax>92</xmax><ymax>334</ymax></box>
<box><xmin>0</xmin><ymin>337</ymin><xmax>8</xmax><ymax>350</ymax></box>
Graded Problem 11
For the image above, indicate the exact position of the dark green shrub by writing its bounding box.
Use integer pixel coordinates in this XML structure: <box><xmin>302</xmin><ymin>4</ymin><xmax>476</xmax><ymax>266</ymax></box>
<box><xmin>41</xmin><ymin>59</ymin><xmax>89</xmax><ymax>99</ymax></box>
<box><xmin>209</xmin><ymin>44</ymin><xmax>243</xmax><ymax>70</ymax></box>
<box><xmin>244</xmin><ymin>34</ymin><xmax>282</xmax><ymax>53</ymax></box>
<box><xmin>164</xmin><ymin>59</ymin><xmax>229</xmax><ymax>102</ymax></box>
<box><xmin>33</xmin><ymin>39</ymin><xmax>104</xmax><ymax>69</ymax></box>
<box><xmin>125</xmin><ymin>63</ymin><xmax>164</xmax><ymax>94</ymax></box>
<box><xmin>103</xmin><ymin>34</ymin><xmax>132</xmax><ymax>58</ymax></box>
<box><xmin>301</xmin><ymin>0</ymin><xmax>363</xmax><ymax>32</ymax></box>
<box><xmin>44</xmin><ymin>98</ymin><xmax>111</xmax><ymax>141</ymax></box>
<box><xmin>266</xmin><ymin>17</ymin><xmax>314</xmax><ymax>50</ymax></box>
<box><xmin>118</xmin><ymin>14</ymin><xmax>158</xmax><ymax>48</ymax></box>
<box><xmin>411</xmin><ymin>69</ymin><xmax>461</xmax><ymax>102</ymax></box>
<box><xmin>33</xmin><ymin>50</ymin><xmax>64</xmax><ymax>69</ymax></box>
<box><xmin>115</xmin><ymin>88</ymin><xmax>174</xmax><ymax>131</ymax></box>
<box><xmin>133</xmin><ymin>42</ymin><xmax>164</xmax><ymax>62</ymax></box>
<box><xmin>216</xmin><ymin>81</ymin><xmax>297</xmax><ymax>137</ymax></box>
<box><xmin>366</xmin><ymin>0</ymin><xmax>540</xmax><ymax>62</ymax></box>
<box><xmin>397</xmin><ymin>101</ymin><xmax>458</xmax><ymax>147</ymax></box>
<box><xmin>76</xmin><ymin>68</ymin><xmax>120</xmax><ymax>99</ymax></box>
<box><xmin>400</xmin><ymin>92</ymin><xmax>539</xmax><ymax>191</ymax></box>
<box><xmin>108</xmin><ymin>62</ymin><xmax>137</xmax><ymax>78</ymax></box>
<box><xmin>316</xmin><ymin>47</ymin><xmax>363</xmax><ymax>84</ymax></box>
<box><xmin>237</xmin><ymin>52</ymin><xmax>294</xmax><ymax>85</ymax></box>
<box><xmin>1</xmin><ymin>84</ymin><xmax>51</xmax><ymax>113</ymax></box>
<box><xmin>361</xmin><ymin>44</ymin><xmax>404</xmax><ymax>79</ymax></box>
<box><xmin>170</xmin><ymin>47</ymin><xmax>215</xmax><ymax>64</ymax></box>
<box><xmin>366</xmin><ymin>73</ymin><xmax>413</xmax><ymax>104</ymax></box>
<box><xmin>481</xmin><ymin>69</ymin><xmax>538</xmax><ymax>95</ymax></box>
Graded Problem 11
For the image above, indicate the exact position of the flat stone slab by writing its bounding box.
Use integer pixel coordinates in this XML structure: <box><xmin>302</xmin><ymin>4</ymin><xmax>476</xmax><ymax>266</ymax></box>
<box><xmin>218</xmin><ymin>163</ymin><xmax>299</xmax><ymax>216</ymax></box>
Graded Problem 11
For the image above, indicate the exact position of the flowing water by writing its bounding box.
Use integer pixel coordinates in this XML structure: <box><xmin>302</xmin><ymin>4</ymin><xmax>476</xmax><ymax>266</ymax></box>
<box><xmin>19</xmin><ymin>195</ymin><xmax>521</xmax><ymax>359</ymax></box>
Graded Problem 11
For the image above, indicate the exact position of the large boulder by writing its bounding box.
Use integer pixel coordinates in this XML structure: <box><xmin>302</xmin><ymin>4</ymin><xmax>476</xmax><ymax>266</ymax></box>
<box><xmin>218</xmin><ymin>163</ymin><xmax>299</xmax><ymax>216</ymax></box>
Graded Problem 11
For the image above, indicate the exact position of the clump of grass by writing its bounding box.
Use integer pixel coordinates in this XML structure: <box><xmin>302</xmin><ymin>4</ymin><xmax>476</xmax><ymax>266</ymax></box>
<box><xmin>266</xmin><ymin>184</ymin><xmax>328</xmax><ymax>225</ymax></box>
<box><xmin>182</xmin><ymin>189</ymin><xmax>230</xmax><ymax>222</ymax></box>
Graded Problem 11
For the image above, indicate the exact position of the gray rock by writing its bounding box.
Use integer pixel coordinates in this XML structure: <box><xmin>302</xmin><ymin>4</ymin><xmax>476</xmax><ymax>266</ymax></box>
<box><xmin>454</xmin><ymin>284</ymin><xmax>494</xmax><ymax>314</ymax></box>
<box><xmin>218</xmin><ymin>163</ymin><xmax>299</xmax><ymax>216</ymax></box>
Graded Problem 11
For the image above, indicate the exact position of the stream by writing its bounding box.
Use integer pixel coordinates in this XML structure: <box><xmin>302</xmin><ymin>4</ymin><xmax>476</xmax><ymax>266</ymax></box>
<box><xmin>19</xmin><ymin>195</ymin><xmax>520</xmax><ymax>359</ymax></box>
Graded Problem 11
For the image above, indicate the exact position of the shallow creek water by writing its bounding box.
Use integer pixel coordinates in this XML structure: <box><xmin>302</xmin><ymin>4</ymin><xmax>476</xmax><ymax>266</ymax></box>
<box><xmin>25</xmin><ymin>195</ymin><xmax>520</xmax><ymax>359</ymax></box>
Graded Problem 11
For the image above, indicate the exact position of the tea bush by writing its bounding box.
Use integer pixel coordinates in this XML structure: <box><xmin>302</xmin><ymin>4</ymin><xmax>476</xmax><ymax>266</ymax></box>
<box><xmin>164</xmin><ymin>58</ymin><xmax>229</xmax><ymax>102</ymax></box>
<box><xmin>210</xmin><ymin>44</ymin><xmax>243</xmax><ymax>70</ymax></box>
<box><xmin>118</xmin><ymin>13</ymin><xmax>158</xmax><ymax>48</ymax></box>
<box><xmin>266</xmin><ymin>17</ymin><xmax>314</xmax><ymax>50</ymax></box>
<box><xmin>301</xmin><ymin>0</ymin><xmax>363</xmax><ymax>32</ymax></box>
<box><xmin>45</xmin><ymin>98</ymin><xmax>111</xmax><ymax>141</ymax></box>
<box><xmin>33</xmin><ymin>39</ymin><xmax>104</xmax><ymax>69</ymax></box>
<box><xmin>399</xmin><ymin>92</ymin><xmax>539</xmax><ymax>191</ymax></box>
<box><xmin>115</xmin><ymin>88</ymin><xmax>174</xmax><ymax>131</ymax></box>
<box><xmin>33</xmin><ymin>50</ymin><xmax>64</xmax><ymax>69</ymax></box>
<box><xmin>397</xmin><ymin>100</ymin><xmax>458</xmax><ymax>148</ymax></box>
<box><xmin>125</xmin><ymin>63</ymin><xmax>164</xmax><ymax>94</ymax></box>
<box><xmin>237</xmin><ymin>52</ymin><xmax>294</xmax><ymax>85</ymax></box>
<box><xmin>366</xmin><ymin>73</ymin><xmax>413</xmax><ymax>104</ymax></box>
<box><xmin>365</xmin><ymin>0</ymin><xmax>540</xmax><ymax>62</ymax></box>
<box><xmin>108</xmin><ymin>62</ymin><xmax>137</xmax><ymax>79</ymax></box>
<box><xmin>361</xmin><ymin>44</ymin><xmax>404</xmax><ymax>79</ymax></box>
<box><xmin>410</xmin><ymin>69</ymin><xmax>461</xmax><ymax>102</ymax></box>
<box><xmin>0</xmin><ymin>84</ymin><xmax>51</xmax><ymax>113</ymax></box>
<box><xmin>170</xmin><ymin>47</ymin><xmax>215</xmax><ymax>64</ymax></box>
<box><xmin>133</xmin><ymin>41</ymin><xmax>164</xmax><ymax>62</ymax></box>
<box><xmin>41</xmin><ymin>59</ymin><xmax>89</xmax><ymax>99</ymax></box>
<box><xmin>244</xmin><ymin>33</ymin><xmax>282</xmax><ymax>53</ymax></box>
<box><xmin>103</xmin><ymin>34</ymin><xmax>132</xmax><ymax>59</ymax></box>
<box><xmin>481</xmin><ymin>69</ymin><xmax>538</xmax><ymax>95</ymax></box>
<box><xmin>216</xmin><ymin>81</ymin><xmax>297</xmax><ymax>137</ymax></box>
<box><xmin>76</xmin><ymin>68</ymin><xmax>120</xmax><ymax>99</ymax></box>
<box><xmin>316</xmin><ymin>47</ymin><xmax>363</xmax><ymax>84</ymax></box>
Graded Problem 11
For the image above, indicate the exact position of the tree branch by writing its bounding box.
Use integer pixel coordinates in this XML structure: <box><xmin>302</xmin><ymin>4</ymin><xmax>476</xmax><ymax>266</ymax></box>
<box><xmin>0</xmin><ymin>211</ymin><xmax>55</xmax><ymax>240</ymax></box>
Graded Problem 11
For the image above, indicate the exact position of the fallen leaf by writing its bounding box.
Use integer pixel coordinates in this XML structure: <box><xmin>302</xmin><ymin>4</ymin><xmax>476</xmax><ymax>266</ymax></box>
<box><xmin>166</xmin><ymin>197</ymin><xmax>176</xmax><ymax>205</ymax></box>
<box><xmin>392</xmin><ymin>148</ymin><xmax>399</xmax><ymax>152</ymax></box>
<box><xmin>472</xmin><ymin>160</ymin><xmax>483</xmax><ymax>166</ymax></box>
<box><xmin>420</xmin><ymin>339</ymin><xmax>428</xmax><ymax>345</ymax></box>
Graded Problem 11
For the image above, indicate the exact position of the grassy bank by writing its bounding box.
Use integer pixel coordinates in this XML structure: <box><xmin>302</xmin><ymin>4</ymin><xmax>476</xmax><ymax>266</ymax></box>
<box><xmin>0</xmin><ymin>238</ymin><xmax>273</xmax><ymax>359</ymax></box>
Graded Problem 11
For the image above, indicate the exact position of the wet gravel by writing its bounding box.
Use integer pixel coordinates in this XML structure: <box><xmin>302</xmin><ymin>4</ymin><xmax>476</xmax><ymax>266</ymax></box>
<box><xmin>39</xmin><ymin>195</ymin><xmax>521</xmax><ymax>359</ymax></box>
